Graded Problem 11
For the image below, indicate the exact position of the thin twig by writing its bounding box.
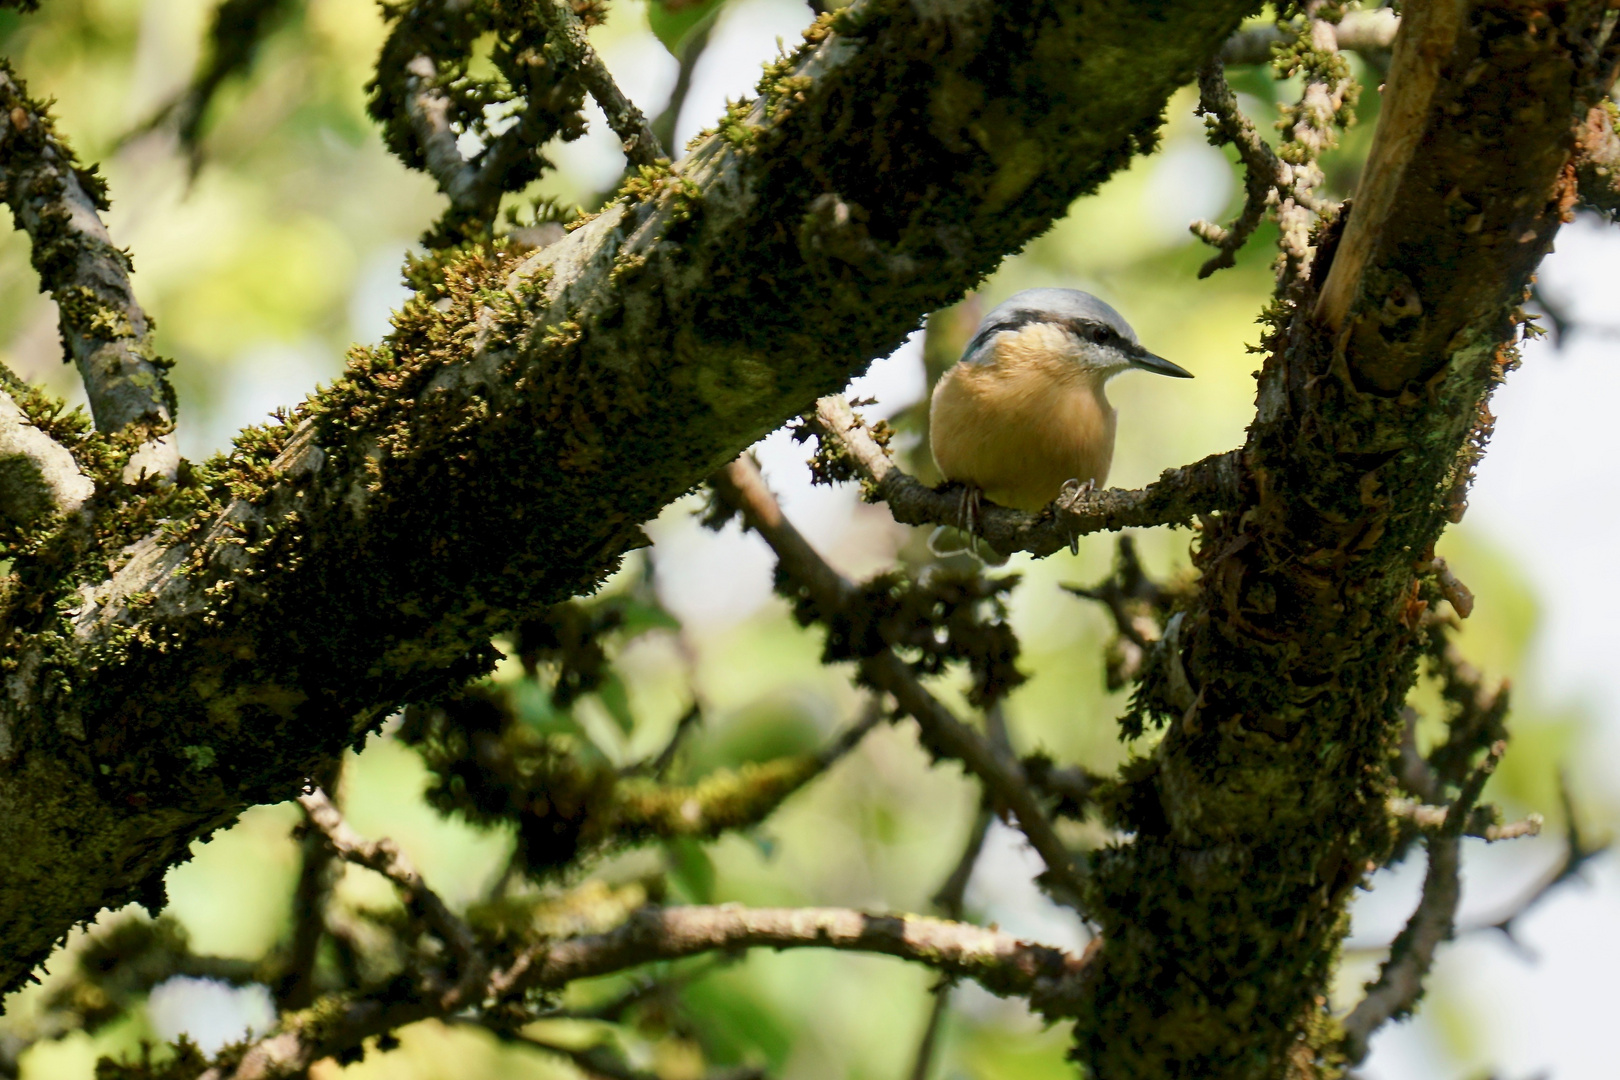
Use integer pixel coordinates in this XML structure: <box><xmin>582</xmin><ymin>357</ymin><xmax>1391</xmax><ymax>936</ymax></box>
<box><xmin>708</xmin><ymin>455</ymin><xmax>1089</xmax><ymax>905</ymax></box>
<box><xmin>0</xmin><ymin>66</ymin><xmax>177</xmax><ymax>481</ymax></box>
<box><xmin>649</xmin><ymin>16</ymin><xmax>715</xmax><ymax>154</ymax></box>
<box><xmin>1064</xmin><ymin>535</ymin><xmax>1172</xmax><ymax>646</ymax></box>
<box><xmin>534</xmin><ymin>0</ymin><xmax>667</xmax><ymax>167</ymax></box>
<box><xmin>1472</xmin><ymin>774</ymin><xmax>1611</xmax><ymax>947</ymax></box>
<box><xmin>1425</xmin><ymin>629</ymin><xmax>1511</xmax><ymax>792</ymax></box>
<box><xmin>1342</xmin><ymin>741</ymin><xmax>1505</xmax><ymax>1063</ymax></box>
<box><xmin>1387</xmin><ymin>797</ymin><xmax>1542</xmax><ymax>842</ymax></box>
<box><xmin>649</xmin><ymin>702</ymin><xmax>703</xmax><ymax>776</ymax></box>
<box><xmin>201</xmin><ymin>880</ymin><xmax>1091</xmax><ymax>1073</ymax></box>
<box><xmin>480</xmin><ymin>1022</ymin><xmax>767</xmax><ymax>1080</ymax></box>
<box><xmin>564</xmin><ymin>955</ymin><xmax>734</xmax><ymax>1023</ymax></box>
<box><xmin>1394</xmin><ymin>706</ymin><xmax>1441</xmax><ymax>804</ymax></box>
<box><xmin>811</xmin><ymin>396</ymin><xmax>1242</xmax><ymax>560</ymax></box>
<box><xmin>127</xmin><ymin>0</ymin><xmax>300</xmax><ymax>163</ymax></box>
<box><xmin>296</xmin><ymin>788</ymin><xmax>484</xmax><ymax>988</ymax></box>
<box><xmin>1191</xmin><ymin>60</ymin><xmax>1296</xmax><ymax>277</ymax></box>
<box><xmin>496</xmin><ymin>905</ymin><xmax>1093</xmax><ymax>1019</ymax></box>
<box><xmin>204</xmin><ymin>792</ymin><xmax>492</xmax><ymax>1079</ymax></box>
<box><xmin>1220</xmin><ymin>9</ymin><xmax>1400</xmax><ymax>67</ymax></box>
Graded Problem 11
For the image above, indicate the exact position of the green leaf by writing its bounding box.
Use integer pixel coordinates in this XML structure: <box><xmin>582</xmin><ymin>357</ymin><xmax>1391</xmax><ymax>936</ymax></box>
<box><xmin>663</xmin><ymin>836</ymin><xmax>716</xmax><ymax>903</ymax></box>
<box><xmin>595</xmin><ymin>670</ymin><xmax>636</xmax><ymax>735</ymax></box>
<box><xmin>646</xmin><ymin>0</ymin><xmax>724</xmax><ymax>57</ymax></box>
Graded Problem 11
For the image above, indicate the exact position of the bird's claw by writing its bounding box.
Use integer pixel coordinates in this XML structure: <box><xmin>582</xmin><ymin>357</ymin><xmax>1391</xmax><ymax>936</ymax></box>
<box><xmin>1058</xmin><ymin>478</ymin><xmax>1096</xmax><ymax>556</ymax></box>
<box><xmin>932</xmin><ymin>485</ymin><xmax>1004</xmax><ymax>564</ymax></box>
<box><xmin>956</xmin><ymin>484</ymin><xmax>984</xmax><ymax>539</ymax></box>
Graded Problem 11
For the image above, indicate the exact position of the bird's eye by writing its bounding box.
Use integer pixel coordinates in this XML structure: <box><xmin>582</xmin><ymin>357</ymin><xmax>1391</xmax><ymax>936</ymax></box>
<box><xmin>1089</xmin><ymin>326</ymin><xmax>1108</xmax><ymax>344</ymax></box>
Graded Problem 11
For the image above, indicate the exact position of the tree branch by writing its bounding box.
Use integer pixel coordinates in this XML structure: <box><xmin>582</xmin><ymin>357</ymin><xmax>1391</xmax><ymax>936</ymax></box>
<box><xmin>206</xmin><ymin>902</ymin><xmax>1089</xmax><ymax>1079</ymax></box>
<box><xmin>1342</xmin><ymin>742</ymin><xmax>1504</xmax><ymax>1063</ymax></box>
<box><xmin>0</xmin><ymin>66</ymin><xmax>177</xmax><ymax>480</ymax></box>
<box><xmin>1473</xmin><ymin>774</ymin><xmax>1611</xmax><ymax>946</ymax></box>
<box><xmin>908</xmin><ymin>792</ymin><xmax>994</xmax><ymax>1080</ymax></box>
<box><xmin>297</xmin><ymin>788</ymin><xmax>481</xmax><ymax>982</ymax></box>
<box><xmin>649</xmin><ymin>16</ymin><xmax>715</xmax><ymax>154</ymax></box>
<box><xmin>1220</xmin><ymin>9</ymin><xmax>1400</xmax><ymax>67</ymax></box>
<box><xmin>0</xmin><ymin>0</ymin><xmax>1264</xmax><ymax>995</ymax></box>
<box><xmin>1190</xmin><ymin>59</ymin><xmax>1295</xmax><ymax>277</ymax></box>
<box><xmin>131</xmin><ymin>0</ymin><xmax>301</xmax><ymax>162</ymax></box>
<box><xmin>476</xmin><ymin>1022</ymin><xmax>766</xmax><ymax>1080</ymax></box>
<box><xmin>1387</xmin><ymin>796</ymin><xmax>1541</xmax><ymax>842</ymax></box>
<box><xmin>534</xmin><ymin>0</ymin><xmax>666</xmax><ymax>167</ymax></box>
<box><xmin>810</xmin><ymin>395</ymin><xmax>1243</xmax><ymax>559</ymax></box>
<box><xmin>497</xmin><ymin>905</ymin><xmax>1093</xmax><ymax>1019</ymax></box>
<box><xmin>1313</xmin><ymin>0</ymin><xmax>1464</xmax><ymax>338</ymax></box>
<box><xmin>0</xmin><ymin>384</ymin><xmax>93</xmax><ymax>534</ymax></box>
<box><xmin>708</xmin><ymin>455</ymin><xmax>1088</xmax><ymax>905</ymax></box>
<box><xmin>1073</xmin><ymin>4</ymin><xmax>1615</xmax><ymax>1073</ymax></box>
<box><xmin>276</xmin><ymin>760</ymin><xmax>341</xmax><ymax>1011</ymax></box>
<box><xmin>402</xmin><ymin>54</ymin><xmax>491</xmax><ymax>215</ymax></box>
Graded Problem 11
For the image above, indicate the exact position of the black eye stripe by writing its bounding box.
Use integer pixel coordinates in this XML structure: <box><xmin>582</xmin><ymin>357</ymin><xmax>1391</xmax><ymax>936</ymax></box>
<box><xmin>961</xmin><ymin>309</ymin><xmax>1047</xmax><ymax>359</ymax></box>
<box><xmin>961</xmin><ymin>313</ymin><xmax>1126</xmax><ymax>361</ymax></box>
<box><xmin>1066</xmin><ymin>319</ymin><xmax>1117</xmax><ymax>346</ymax></box>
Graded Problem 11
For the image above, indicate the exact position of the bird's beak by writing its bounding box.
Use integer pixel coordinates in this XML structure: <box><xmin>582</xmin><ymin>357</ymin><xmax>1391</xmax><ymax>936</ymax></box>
<box><xmin>1127</xmin><ymin>347</ymin><xmax>1193</xmax><ymax>378</ymax></box>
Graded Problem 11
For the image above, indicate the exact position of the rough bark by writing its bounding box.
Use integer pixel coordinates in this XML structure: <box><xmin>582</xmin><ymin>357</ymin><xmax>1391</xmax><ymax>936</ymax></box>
<box><xmin>0</xmin><ymin>0</ymin><xmax>1259</xmax><ymax>993</ymax></box>
<box><xmin>1071</xmin><ymin>4</ymin><xmax>1616</xmax><ymax>1077</ymax></box>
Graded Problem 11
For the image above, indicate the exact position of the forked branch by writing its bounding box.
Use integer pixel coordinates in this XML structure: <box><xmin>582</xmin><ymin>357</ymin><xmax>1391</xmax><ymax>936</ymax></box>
<box><xmin>534</xmin><ymin>0</ymin><xmax>666</xmax><ymax>167</ymax></box>
<box><xmin>708</xmin><ymin>454</ymin><xmax>1089</xmax><ymax>904</ymax></box>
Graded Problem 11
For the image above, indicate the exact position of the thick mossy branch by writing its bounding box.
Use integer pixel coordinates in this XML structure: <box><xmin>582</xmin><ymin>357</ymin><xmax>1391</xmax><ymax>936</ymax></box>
<box><xmin>0</xmin><ymin>66</ymin><xmax>177</xmax><ymax>477</ymax></box>
<box><xmin>0</xmin><ymin>0</ymin><xmax>1262</xmax><ymax>993</ymax></box>
<box><xmin>0</xmin><ymin>384</ymin><xmax>94</xmax><ymax>535</ymax></box>
<box><xmin>1071</xmin><ymin>7</ymin><xmax>1618</xmax><ymax>1078</ymax></box>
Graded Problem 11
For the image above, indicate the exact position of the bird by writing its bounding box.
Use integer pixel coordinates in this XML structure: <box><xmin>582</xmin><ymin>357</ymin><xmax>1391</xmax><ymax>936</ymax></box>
<box><xmin>928</xmin><ymin>288</ymin><xmax>1191</xmax><ymax>549</ymax></box>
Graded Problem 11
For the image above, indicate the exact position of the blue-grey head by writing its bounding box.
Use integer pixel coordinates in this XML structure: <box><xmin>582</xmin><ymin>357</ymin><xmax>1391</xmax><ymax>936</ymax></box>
<box><xmin>961</xmin><ymin>288</ymin><xmax>1192</xmax><ymax>380</ymax></box>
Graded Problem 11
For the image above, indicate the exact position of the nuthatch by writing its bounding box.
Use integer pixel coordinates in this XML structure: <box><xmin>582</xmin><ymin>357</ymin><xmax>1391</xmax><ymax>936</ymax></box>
<box><xmin>929</xmin><ymin>288</ymin><xmax>1191</xmax><ymax>542</ymax></box>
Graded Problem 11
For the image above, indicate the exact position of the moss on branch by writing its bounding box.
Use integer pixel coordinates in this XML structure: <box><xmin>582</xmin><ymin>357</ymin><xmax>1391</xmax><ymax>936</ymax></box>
<box><xmin>0</xmin><ymin>0</ymin><xmax>1263</xmax><ymax>994</ymax></box>
<box><xmin>1070</xmin><ymin>6</ymin><xmax>1617</xmax><ymax>1077</ymax></box>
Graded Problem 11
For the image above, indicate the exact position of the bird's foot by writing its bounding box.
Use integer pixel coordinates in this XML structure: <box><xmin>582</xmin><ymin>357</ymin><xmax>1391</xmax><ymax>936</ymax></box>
<box><xmin>930</xmin><ymin>485</ymin><xmax>1004</xmax><ymax>564</ymax></box>
<box><xmin>1058</xmin><ymin>478</ymin><xmax>1097</xmax><ymax>556</ymax></box>
<box><xmin>956</xmin><ymin>483</ymin><xmax>984</xmax><ymax>539</ymax></box>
